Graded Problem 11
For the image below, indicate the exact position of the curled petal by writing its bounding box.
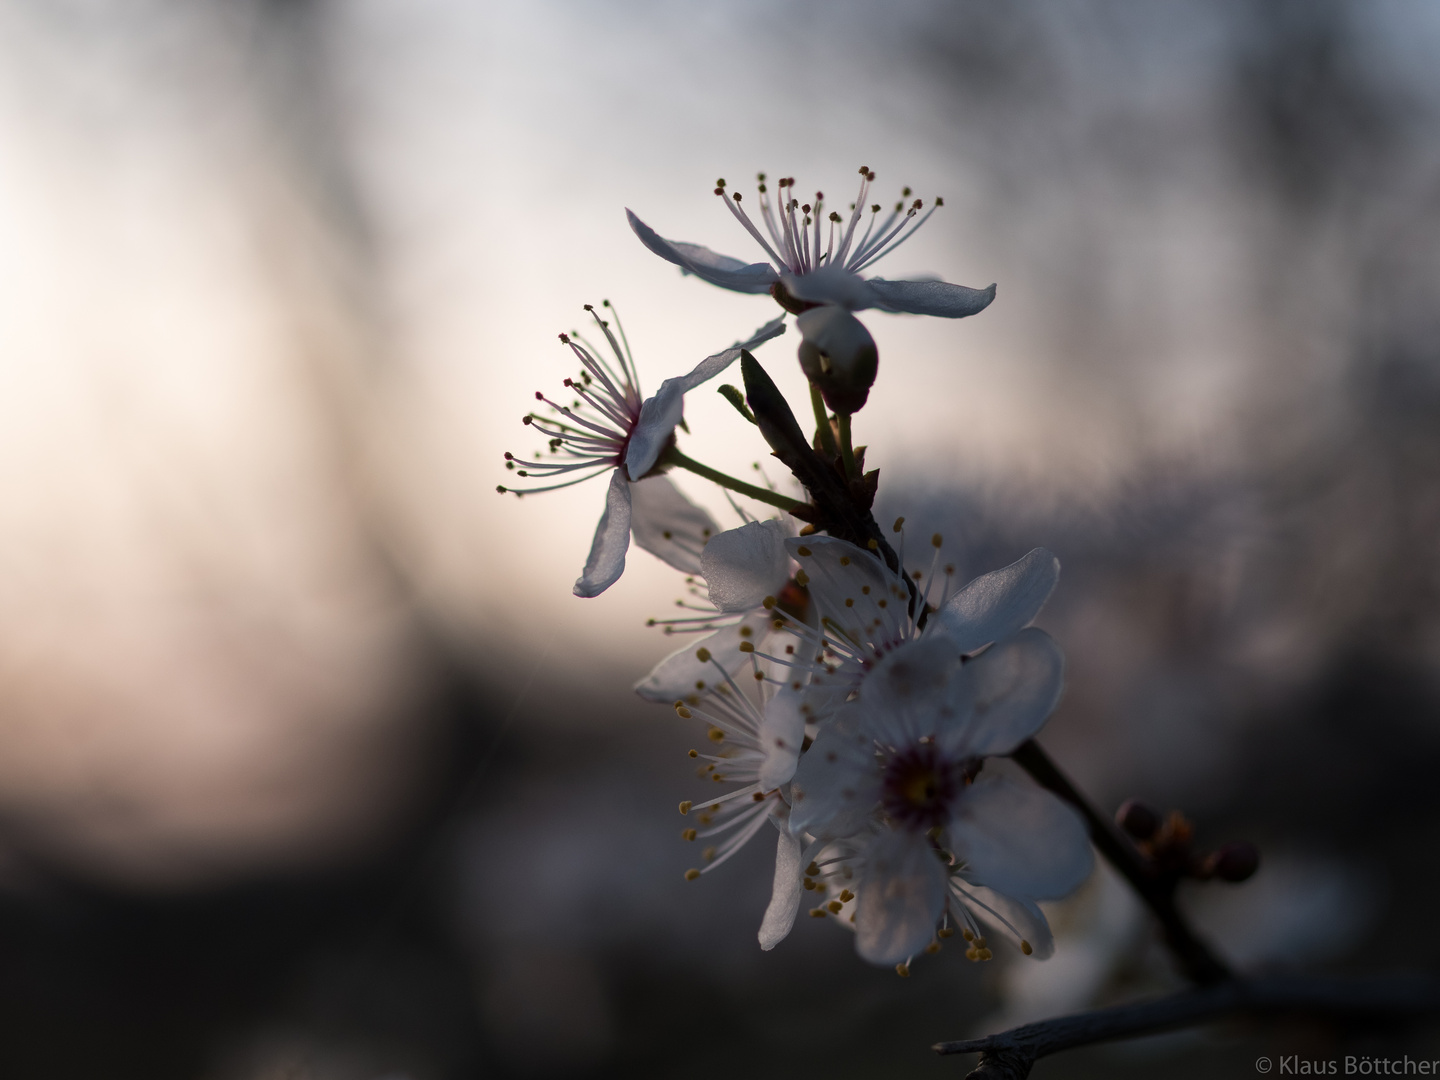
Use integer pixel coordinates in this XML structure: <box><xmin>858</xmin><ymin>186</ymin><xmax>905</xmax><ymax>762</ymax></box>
<box><xmin>759</xmin><ymin>825</ymin><xmax>804</xmax><ymax>951</ymax></box>
<box><xmin>864</xmin><ymin>278</ymin><xmax>996</xmax><ymax>318</ymax></box>
<box><xmin>933</xmin><ymin>548</ymin><xmax>1060</xmax><ymax>655</ymax></box>
<box><xmin>573</xmin><ymin>469</ymin><xmax>632</xmax><ymax>598</ymax></box>
<box><xmin>628</xmin><ymin>476</ymin><xmax>719</xmax><ymax>575</ymax></box>
<box><xmin>625</xmin><ymin>317</ymin><xmax>787</xmax><ymax>479</ymax></box>
<box><xmin>950</xmin><ymin>776</ymin><xmax>1093</xmax><ymax>901</ymax></box>
<box><xmin>855</xmin><ymin>829</ymin><xmax>948</xmax><ymax>965</ymax></box>
<box><xmin>944</xmin><ymin>628</ymin><xmax>1065</xmax><ymax>758</ymax></box>
<box><xmin>626</xmin><ymin>209</ymin><xmax>779</xmax><ymax>294</ymax></box>
<box><xmin>703</xmin><ymin>520</ymin><xmax>791</xmax><ymax>613</ymax></box>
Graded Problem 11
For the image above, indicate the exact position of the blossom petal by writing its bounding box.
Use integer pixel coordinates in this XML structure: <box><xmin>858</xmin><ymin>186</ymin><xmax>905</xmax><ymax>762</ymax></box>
<box><xmin>952</xmin><ymin>880</ymin><xmax>1056</xmax><ymax>959</ymax></box>
<box><xmin>785</xmin><ymin>535</ymin><xmax>911</xmax><ymax>649</ymax></box>
<box><xmin>855</xmin><ymin>829</ymin><xmax>948</xmax><ymax>965</ymax></box>
<box><xmin>950</xmin><ymin>776</ymin><xmax>1093</xmax><ymax>900</ymax></box>
<box><xmin>758</xmin><ymin>825</ymin><xmax>803</xmax><ymax>951</ymax></box>
<box><xmin>759</xmin><ymin>682</ymin><xmax>807</xmax><ymax>789</ymax></box>
<box><xmin>933</xmin><ymin>548</ymin><xmax>1060</xmax><ymax>655</ymax></box>
<box><xmin>703</xmin><ymin>520</ymin><xmax>791</xmax><ymax>613</ymax></box>
<box><xmin>628</xmin><ymin>475</ymin><xmax>719</xmax><ymax>575</ymax></box>
<box><xmin>782</xmin><ymin>266</ymin><xmax>879</xmax><ymax>310</ymax></box>
<box><xmin>788</xmin><ymin>704</ymin><xmax>882</xmax><ymax>840</ymax></box>
<box><xmin>864</xmin><ymin>278</ymin><xmax>997</xmax><ymax>318</ymax></box>
<box><xmin>943</xmin><ymin>628</ymin><xmax>1065</xmax><ymax>758</ymax></box>
<box><xmin>860</xmin><ymin>636</ymin><xmax>962</xmax><ymax>742</ymax></box>
<box><xmin>625</xmin><ymin>317</ymin><xmax>787</xmax><ymax>479</ymax></box>
<box><xmin>572</xmin><ymin>469</ymin><xmax>632</xmax><ymax>598</ymax></box>
<box><xmin>633</xmin><ymin>613</ymin><xmax>772</xmax><ymax>703</ymax></box>
<box><xmin>626</xmin><ymin>210</ymin><xmax>779</xmax><ymax>294</ymax></box>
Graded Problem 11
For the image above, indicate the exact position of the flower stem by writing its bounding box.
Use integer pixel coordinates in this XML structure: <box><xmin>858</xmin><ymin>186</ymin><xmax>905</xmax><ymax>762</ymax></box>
<box><xmin>837</xmin><ymin>411</ymin><xmax>859</xmax><ymax>480</ymax></box>
<box><xmin>810</xmin><ymin>384</ymin><xmax>839</xmax><ymax>458</ymax></box>
<box><xmin>662</xmin><ymin>446</ymin><xmax>808</xmax><ymax>513</ymax></box>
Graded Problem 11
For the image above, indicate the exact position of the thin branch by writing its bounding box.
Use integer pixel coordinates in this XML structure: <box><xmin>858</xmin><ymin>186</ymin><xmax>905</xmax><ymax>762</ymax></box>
<box><xmin>1012</xmin><ymin>739</ymin><xmax>1232</xmax><ymax>986</ymax></box>
<box><xmin>662</xmin><ymin>446</ymin><xmax>807</xmax><ymax>513</ymax></box>
<box><xmin>934</xmin><ymin>975</ymin><xmax>1440</xmax><ymax>1079</ymax></box>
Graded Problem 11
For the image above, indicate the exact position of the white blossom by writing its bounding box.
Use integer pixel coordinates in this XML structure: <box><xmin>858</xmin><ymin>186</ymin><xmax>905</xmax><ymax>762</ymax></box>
<box><xmin>627</xmin><ymin>168</ymin><xmax>996</xmax><ymax>318</ymax></box>
<box><xmin>500</xmin><ymin>304</ymin><xmax>784</xmax><ymax>596</ymax></box>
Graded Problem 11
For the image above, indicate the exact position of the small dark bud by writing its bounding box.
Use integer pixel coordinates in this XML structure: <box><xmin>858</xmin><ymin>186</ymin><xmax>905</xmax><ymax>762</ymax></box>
<box><xmin>1116</xmin><ymin>799</ymin><xmax>1161</xmax><ymax>841</ymax></box>
<box><xmin>1206</xmin><ymin>842</ymin><xmax>1260</xmax><ymax>883</ymax></box>
<box><xmin>795</xmin><ymin>306</ymin><xmax>878</xmax><ymax>415</ymax></box>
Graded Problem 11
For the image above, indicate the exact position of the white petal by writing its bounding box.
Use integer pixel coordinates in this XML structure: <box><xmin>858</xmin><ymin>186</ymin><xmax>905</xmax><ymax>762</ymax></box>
<box><xmin>855</xmin><ymin>829</ymin><xmax>948</xmax><ymax>965</ymax></box>
<box><xmin>624</xmin><ymin>318</ymin><xmax>787</xmax><ymax>480</ymax></box>
<box><xmin>627</xmin><ymin>209</ymin><xmax>779</xmax><ymax>294</ymax></box>
<box><xmin>572</xmin><ymin>470</ymin><xmax>632</xmax><ymax>598</ymax></box>
<box><xmin>758</xmin><ymin>681</ymin><xmax>806</xmax><ymax>789</ymax></box>
<box><xmin>785</xmin><ymin>535</ymin><xmax>911</xmax><ymax>648</ymax></box>
<box><xmin>952</xmin><ymin>880</ymin><xmax>1056</xmax><ymax>959</ymax></box>
<box><xmin>633</xmin><ymin>613</ymin><xmax>772</xmax><ymax>703</ymax></box>
<box><xmin>864</xmin><ymin>278</ymin><xmax>997</xmax><ymax>318</ymax></box>
<box><xmin>788</xmin><ymin>705</ymin><xmax>882</xmax><ymax>839</ymax></box>
<box><xmin>782</xmin><ymin>266</ymin><xmax>878</xmax><ymax>310</ymax></box>
<box><xmin>703</xmin><ymin>520</ymin><xmax>791</xmax><ymax>613</ymax></box>
<box><xmin>950</xmin><ymin>776</ymin><xmax>1093</xmax><ymax>900</ymax></box>
<box><xmin>943</xmin><ymin>628</ymin><xmax>1065</xmax><ymax>758</ymax></box>
<box><xmin>758</xmin><ymin>825</ymin><xmax>804</xmax><ymax>951</ymax></box>
<box><xmin>932</xmin><ymin>548</ymin><xmax>1060</xmax><ymax>655</ymax></box>
<box><xmin>628</xmin><ymin>475</ymin><xmax>720</xmax><ymax>575</ymax></box>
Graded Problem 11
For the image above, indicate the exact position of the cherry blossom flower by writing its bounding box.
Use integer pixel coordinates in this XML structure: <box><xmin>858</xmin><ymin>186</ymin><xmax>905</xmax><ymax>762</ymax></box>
<box><xmin>627</xmin><ymin>167</ymin><xmax>996</xmax><ymax>318</ymax></box>
<box><xmin>786</xmin><ymin>632</ymin><xmax>1092</xmax><ymax>967</ymax></box>
<box><xmin>499</xmin><ymin>304</ymin><xmax>784</xmax><ymax>596</ymax></box>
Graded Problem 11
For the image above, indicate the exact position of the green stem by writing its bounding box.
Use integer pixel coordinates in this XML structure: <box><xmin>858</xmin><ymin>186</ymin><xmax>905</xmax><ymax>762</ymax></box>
<box><xmin>663</xmin><ymin>446</ymin><xmax>808</xmax><ymax>513</ymax></box>
<box><xmin>810</xmin><ymin>385</ymin><xmax>838</xmax><ymax>458</ymax></box>
<box><xmin>837</xmin><ymin>411</ymin><xmax>859</xmax><ymax>480</ymax></box>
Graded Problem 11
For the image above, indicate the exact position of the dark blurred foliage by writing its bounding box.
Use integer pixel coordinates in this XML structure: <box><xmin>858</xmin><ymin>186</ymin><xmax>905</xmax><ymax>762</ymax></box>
<box><xmin>3</xmin><ymin>1</ymin><xmax>1440</xmax><ymax>1078</ymax></box>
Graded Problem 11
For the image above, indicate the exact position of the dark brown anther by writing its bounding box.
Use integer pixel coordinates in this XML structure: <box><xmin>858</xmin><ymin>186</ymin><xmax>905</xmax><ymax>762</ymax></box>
<box><xmin>1116</xmin><ymin>799</ymin><xmax>1161</xmax><ymax>841</ymax></box>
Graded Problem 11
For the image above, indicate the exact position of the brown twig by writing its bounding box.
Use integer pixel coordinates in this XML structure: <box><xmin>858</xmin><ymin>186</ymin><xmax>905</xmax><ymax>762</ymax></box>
<box><xmin>933</xmin><ymin>975</ymin><xmax>1440</xmax><ymax>1079</ymax></box>
<box><xmin>1011</xmin><ymin>739</ymin><xmax>1233</xmax><ymax>986</ymax></box>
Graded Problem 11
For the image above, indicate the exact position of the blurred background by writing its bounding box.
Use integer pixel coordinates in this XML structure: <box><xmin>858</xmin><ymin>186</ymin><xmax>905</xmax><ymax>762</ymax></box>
<box><xmin>0</xmin><ymin>0</ymin><xmax>1438</xmax><ymax>1076</ymax></box>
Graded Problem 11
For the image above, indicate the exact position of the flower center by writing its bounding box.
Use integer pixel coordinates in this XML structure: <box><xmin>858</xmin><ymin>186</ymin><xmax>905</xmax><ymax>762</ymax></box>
<box><xmin>880</xmin><ymin>741</ymin><xmax>962</xmax><ymax>831</ymax></box>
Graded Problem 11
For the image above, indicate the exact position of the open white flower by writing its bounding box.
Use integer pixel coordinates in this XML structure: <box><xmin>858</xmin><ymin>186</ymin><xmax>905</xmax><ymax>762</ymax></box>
<box><xmin>786</xmin><ymin>632</ymin><xmax>1092</xmax><ymax>967</ymax></box>
<box><xmin>499</xmin><ymin>303</ymin><xmax>784</xmax><ymax>596</ymax></box>
<box><xmin>627</xmin><ymin>167</ymin><xmax>996</xmax><ymax>318</ymax></box>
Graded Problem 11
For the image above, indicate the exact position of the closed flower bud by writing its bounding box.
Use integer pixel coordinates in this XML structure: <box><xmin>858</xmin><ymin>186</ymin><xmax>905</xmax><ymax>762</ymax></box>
<box><xmin>796</xmin><ymin>306</ymin><xmax>878</xmax><ymax>414</ymax></box>
<box><xmin>1205</xmin><ymin>841</ymin><xmax>1260</xmax><ymax>883</ymax></box>
<box><xmin>1116</xmin><ymin>798</ymin><xmax>1161</xmax><ymax>841</ymax></box>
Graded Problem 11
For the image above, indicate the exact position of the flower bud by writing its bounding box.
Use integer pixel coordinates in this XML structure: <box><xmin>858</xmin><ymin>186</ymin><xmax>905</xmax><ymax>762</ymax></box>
<box><xmin>795</xmin><ymin>306</ymin><xmax>878</xmax><ymax>414</ymax></box>
<box><xmin>1116</xmin><ymin>798</ymin><xmax>1161</xmax><ymax>841</ymax></box>
<box><xmin>1204</xmin><ymin>841</ymin><xmax>1259</xmax><ymax>883</ymax></box>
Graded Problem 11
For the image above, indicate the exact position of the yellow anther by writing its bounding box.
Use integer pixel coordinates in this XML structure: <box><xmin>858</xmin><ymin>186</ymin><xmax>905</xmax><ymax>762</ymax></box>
<box><xmin>932</xmin><ymin>532</ymin><xmax>943</xmax><ymax>548</ymax></box>
<box><xmin>839</xmin><ymin>556</ymin><xmax>851</xmax><ymax>566</ymax></box>
<box><xmin>702</xmin><ymin>846</ymin><xmax>717</xmax><ymax>862</ymax></box>
<box><xmin>844</xmin><ymin>598</ymin><xmax>854</xmax><ymax>607</ymax></box>
<box><xmin>697</xmin><ymin>814</ymin><xmax>712</xmax><ymax>825</ymax></box>
<box><xmin>795</xmin><ymin>569</ymin><xmax>810</xmax><ymax>586</ymax></box>
<box><xmin>675</xmin><ymin>706</ymin><xmax>692</xmax><ymax>719</ymax></box>
<box><xmin>895</xmin><ymin>963</ymin><xmax>910</xmax><ymax>978</ymax></box>
<box><xmin>966</xmin><ymin>948</ymin><xmax>980</xmax><ymax>961</ymax></box>
<box><xmin>861</xmin><ymin>585</ymin><xmax>871</xmax><ymax>594</ymax></box>
<box><xmin>1021</xmin><ymin>940</ymin><xmax>1034</xmax><ymax>956</ymax></box>
<box><xmin>762</xmin><ymin>596</ymin><xmax>777</xmax><ymax>609</ymax></box>
<box><xmin>962</xmin><ymin>928</ymin><xmax>975</xmax><ymax>942</ymax></box>
<box><xmin>695</xmin><ymin>647</ymin><xmax>712</xmax><ymax>662</ymax></box>
<box><xmin>826</xmin><ymin>901</ymin><xmax>843</xmax><ymax>914</ymax></box>
<box><xmin>708</xmin><ymin>727</ymin><xmax>725</xmax><ymax>742</ymax></box>
<box><xmin>978</xmin><ymin>948</ymin><xmax>993</xmax><ymax>961</ymax></box>
<box><xmin>893</xmin><ymin>516</ymin><xmax>905</xmax><ymax>532</ymax></box>
<box><xmin>838</xmin><ymin>889</ymin><xmax>854</xmax><ymax>903</ymax></box>
<box><xmin>924</xmin><ymin>942</ymin><xmax>941</xmax><ymax>954</ymax></box>
<box><xmin>754</xmin><ymin>670</ymin><xmax>764</xmax><ymax>681</ymax></box>
<box><xmin>687</xmin><ymin>749</ymin><xmax>698</xmax><ymax>758</ymax></box>
<box><xmin>867</xmin><ymin>539</ymin><xmax>879</xmax><ymax>550</ymax></box>
<box><xmin>974</xmin><ymin>936</ymin><xmax>987</xmax><ymax>948</ymax></box>
<box><xmin>752</xmin><ymin>792</ymin><xmax>764</xmax><ymax>801</ymax></box>
<box><xmin>678</xmin><ymin>801</ymin><xmax>692</xmax><ymax>815</ymax></box>
<box><xmin>796</xmin><ymin>545</ymin><xmax>812</xmax><ymax>557</ymax></box>
<box><xmin>738</xmin><ymin>641</ymin><xmax>755</xmax><ymax>653</ymax></box>
<box><xmin>682</xmin><ymin>828</ymin><xmax>697</xmax><ymax>841</ymax></box>
<box><xmin>684</xmin><ymin>868</ymin><xmax>701</xmax><ymax>881</ymax></box>
<box><xmin>738</xmin><ymin>625</ymin><xmax>753</xmax><ymax>638</ymax></box>
<box><xmin>798</xmin><ymin>524</ymin><xmax>817</xmax><ymax>536</ymax></box>
<box><xmin>937</xmin><ymin>927</ymin><xmax>955</xmax><ymax>939</ymax></box>
<box><xmin>803</xmin><ymin>878</ymin><xmax>816</xmax><ymax>890</ymax></box>
<box><xmin>806</xmin><ymin>862</ymin><xmax>820</xmax><ymax>876</ymax></box>
<box><xmin>809</xmin><ymin>908</ymin><xmax>827</xmax><ymax>918</ymax></box>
